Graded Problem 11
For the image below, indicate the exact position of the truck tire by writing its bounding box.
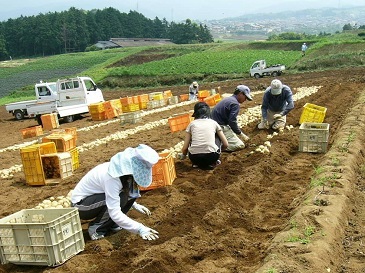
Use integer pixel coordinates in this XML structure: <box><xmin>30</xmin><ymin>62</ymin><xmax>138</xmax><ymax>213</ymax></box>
<box><xmin>271</xmin><ymin>71</ymin><xmax>279</xmax><ymax>77</ymax></box>
<box><xmin>36</xmin><ymin>115</ymin><xmax>43</xmax><ymax>126</ymax></box>
<box><xmin>64</xmin><ymin>115</ymin><xmax>74</xmax><ymax>123</ymax></box>
<box><xmin>254</xmin><ymin>73</ymin><xmax>261</xmax><ymax>79</ymax></box>
<box><xmin>14</xmin><ymin>110</ymin><xmax>25</xmax><ymax>120</ymax></box>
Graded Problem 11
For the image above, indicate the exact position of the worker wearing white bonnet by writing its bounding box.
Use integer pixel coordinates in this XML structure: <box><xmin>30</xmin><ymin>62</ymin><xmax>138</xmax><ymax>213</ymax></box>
<box><xmin>71</xmin><ymin>144</ymin><xmax>160</xmax><ymax>241</ymax></box>
<box><xmin>189</xmin><ymin>81</ymin><xmax>199</xmax><ymax>101</ymax></box>
<box><xmin>258</xmin><ymin>79</ymin><xmax>294</xmax><ymax>130</ymax></box>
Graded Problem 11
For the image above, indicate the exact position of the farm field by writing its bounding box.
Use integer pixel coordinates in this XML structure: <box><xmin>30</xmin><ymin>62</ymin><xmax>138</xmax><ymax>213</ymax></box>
<box><xmin>0</xmin><ymin>67</ymin><xmax>365</xmax><ymax>273</ymax></box>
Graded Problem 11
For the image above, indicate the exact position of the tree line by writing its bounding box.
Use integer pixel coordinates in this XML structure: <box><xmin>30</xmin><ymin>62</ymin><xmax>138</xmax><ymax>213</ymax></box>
<box><xmin>0</xmin><ymin>7</ymin><xmax>213</xmax><ymax>61</ymax></box>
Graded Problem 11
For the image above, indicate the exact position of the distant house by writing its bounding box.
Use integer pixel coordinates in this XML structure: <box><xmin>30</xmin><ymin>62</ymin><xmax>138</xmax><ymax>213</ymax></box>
<box><xmin>94</xmin><ymin>40</ymin><xmax>120</xmax><ymax>50</ymax></box>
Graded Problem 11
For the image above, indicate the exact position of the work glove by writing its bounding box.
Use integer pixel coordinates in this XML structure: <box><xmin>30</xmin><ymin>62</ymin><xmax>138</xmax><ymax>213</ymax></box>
<box><xmin>239</xmin><ymin>133</ymin><xmax>250</xmax><ymax>142</ymax></box>
<box><xmin>138</xmin><ymin>225</ymin><xmax>159</xmax><ymax>240</ymax></box>
<box><xmin>177</xmin><ymin>153</ymin><xmax>187</xmax><ymax>160</ymax></box>
<box><xmin>273</xmin><ymin>114</ymin><xmax>283</xmax><ymax>120</ymax></box>
<box><xmin>132</xmin><ymin>202</ymin><xmax>151</xmax><ymax>216</ymax></box>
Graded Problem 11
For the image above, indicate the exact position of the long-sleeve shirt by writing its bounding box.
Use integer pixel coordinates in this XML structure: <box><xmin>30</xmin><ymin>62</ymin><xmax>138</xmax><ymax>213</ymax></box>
<box><xmin>211</xmin><ymin>95</ymin><xmax>242</xmax><ymax>135</ymax></box>
<box><xmin>261</xmin><ymin>85</ymin><xmax>294</xmax><ymax>120</ymax></box>
<box><xmin>71</xmin><ymin>162</ymin><xmax>142</xmax><ymax>234</ymax></box>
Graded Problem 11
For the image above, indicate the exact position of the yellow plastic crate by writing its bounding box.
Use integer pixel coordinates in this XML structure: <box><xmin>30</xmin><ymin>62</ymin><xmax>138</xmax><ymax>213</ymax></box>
<box><xmin>69</xmin><ymin>147</ymin><xmax>79</xmax><ymax>171</ymax></box>
<box><xmin>42</xmin><ymin>133</ymin><xmax>76</xmax><ymax>152</ymax></box>
<box><xmin>139</xmin><ymin>152</ymin><xmax>176</xmax><ymax>191</ymax></box>
<box><xmin>122</xmin><ymin>103</ymin><xmax>140</xmax><ymax>113</ymax></box>
<box><xmin>168</xmin><ymin>113</ymin><xmax>193</xmax><ymax>133</ymax></box>
<box><xmin>299</xmin><ymin>103</ymin><xmax>327</xmax><ymax>124</ymax></box>
<box><xmin>88</xmin><ymin>102</ymin><xmax>104</xmax><ymax>114</ymax></box>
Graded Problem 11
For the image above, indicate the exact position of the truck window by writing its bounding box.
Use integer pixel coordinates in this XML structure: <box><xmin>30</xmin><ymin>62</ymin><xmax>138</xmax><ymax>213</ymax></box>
<box><xmin>84</xmin><ymin>79</ymin><xmax>96</xmax><ymax>91</ymax></box>
<box><xmin>73</xmin><ymin>80</ymin><xmax>80</xmax><ymax>88</ymax></box>
<box><xmin>38</xmin><ymin>87</ymin><xmax>51</xmax><ymax>96</ymax></box>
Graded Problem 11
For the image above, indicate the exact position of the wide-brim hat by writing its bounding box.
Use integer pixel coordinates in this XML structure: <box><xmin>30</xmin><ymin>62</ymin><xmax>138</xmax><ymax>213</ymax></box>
<box><xmin>108</xmin><ymin>144</ymin><xmax>159</xmax><ymax>187</ymax></box>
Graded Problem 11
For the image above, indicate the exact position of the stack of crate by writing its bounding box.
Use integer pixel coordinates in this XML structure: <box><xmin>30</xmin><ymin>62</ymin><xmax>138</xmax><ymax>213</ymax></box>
<box><xmin>88</xmin><ymin>102</ymin><xmax>106</xmax><ymax>121</ymax></box>
<box><xmin>109</xmin><ymin>99</ymin><xmax>123</xmax><ymax>116</ymax></box>
<box><xmin>139</xmin><ymin>151</ymin><xmax>176</xmax><ymax>191</ymax></box>
<box><xmin>298</xmin><ymin>103</ymin><xmax>329</xmax><ymax>153</ymax></box>
<box><xmin>203</xmin><ymin>93</ymin><xmax>222</xmax><ymax>106</ymax></box>
<box><xmin>138</xmin><ymin>94</ymin><xmax>149</xmax><ymax>110</ymax></box>
<box><xmin>103</xmin><ymin>101</ymin><xmax>117</xmax><ymax>119</ymax></box>
<box><xmin>120</xmin><ymin>96</ymin><xmax>140</xmax><ymax>113</ymax></box>
<box><xmin>20</xmin><ymin>142</ymin><xmax>73</xmax><ymax>186</ymax></box>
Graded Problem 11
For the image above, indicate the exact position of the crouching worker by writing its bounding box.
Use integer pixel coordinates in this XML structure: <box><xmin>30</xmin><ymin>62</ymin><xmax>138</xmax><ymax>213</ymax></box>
<box><xmin>179</xmin><ymin>102</ymin><xmax>228</xmax><ymax>170</ymax></box>
<box><xmin>71</xmin><ymin>144</ymin><xmax>160</xmax><ymax>241</ymax></box>
<box><xmin>258</xmin><ymin>79</ymin><xmax>294</xmax><ymax>131</ymax></box>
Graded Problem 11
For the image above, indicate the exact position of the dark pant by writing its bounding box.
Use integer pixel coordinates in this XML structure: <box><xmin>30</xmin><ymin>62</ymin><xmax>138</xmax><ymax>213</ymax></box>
<box><xmin>73</xmin><ymin>192</ymin><xmax>135</xmax><ymax>236</ymax></box>
<box><xmin>189</xmin><ymin>152</ymin><xmax>220</xmax><ymax>169</ymax></box>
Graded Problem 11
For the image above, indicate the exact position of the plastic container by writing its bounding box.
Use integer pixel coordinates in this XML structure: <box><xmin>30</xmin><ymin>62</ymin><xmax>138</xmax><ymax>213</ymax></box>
<box><xmin>21</xmin><ymin>126</ymin><xmax>44</xmax><ymax>139</ymax></box>
<box><xmin>299</xmin><ymin>103</ymin><xmax>327</xmax><ymax>124</ymax></box>
<box><xmin>139</xmin><ymin>152</ymin><xmax>176</xmax><ymax>191</ymax></box>
<box><xmin>88</xmin><ymin>102</ymin><xmax>104</xmax><ymax>114</ymax></box>
<box><xmin>69</xmin><ymin>147</ymin><xmax>79</xmax><ymax>171</ymax></box>
<box><xmin>20</xmin><ymin>143</ymin><xmax>57</xmax><ymax>186</ymax></box>
<box><xmin>168</xmin><ymin>96</ymin><xmax>179</xmax><ymax>105</ymax></box>
<box><xmin>120</xmin><ymin>111</ymin><xmax>142</xmax><ymax>124</ymax></box>
<box><xmin>120</xmin><ymin>97</ymin><xmax>133</xmax><ymax>106</ymax></box>
<box><xmin>168</xmin><ymin>113</ymin><xmax>193</xmax><ymax>133</ymax></box>
<box><xmin>103</xmin><ymin>101</ymin><xmax>117</xmax><ymax>119</ymax></box>
<box><xmin>179</xmin><ymin>94</ymin><xmax>189</xmax><ymax>102</ymax></box>
<box><xmin>203</xmin><ymin>95</ymin><xmax>216</xmax><ymax>106</ymax></box>
<box><xmin>42</xmin><ymin>134</ymin><xmax>76</xmax><ymax>152</ymax></box>
<box><xmin>90</xmin><ymin>112</ymin><xmax>106</xmax><ymax>121</ymax></box>
<box><xmin>122</xmin><ymin>103</ymin><xmax>140</xmax><ymax>113</ymax></box>
<box><xmin>0</xmin><ymin>208</ymin><xmax>85</xmax><ymax>267</ymax></box>
<box><xmin>299</xmin><ymin>122</ymin><xmax>330</xmax><ymax>153</ymax></box>
<box><xmin>147</xmin><ymin>101</ymin><xmax>160</xmax><ymax>109</ymax></box>
<box><xmin>41</xmin><ymin>113</ymin><xmax>59</xmax><ymax>131</ymax></box>
<box><xmin>41</xmin><ymin>152</ymin><xmax>73</xmax><ymax>184</ymax></box>
<box><xmin>198</xmin><ymin>90</ymin><xmax>210</xmax><ymax>98</ymax></box>
<box><xmin>137</xmin><ymin>94</ymin><xmax>149</xmax><ymax>103</ymax></box>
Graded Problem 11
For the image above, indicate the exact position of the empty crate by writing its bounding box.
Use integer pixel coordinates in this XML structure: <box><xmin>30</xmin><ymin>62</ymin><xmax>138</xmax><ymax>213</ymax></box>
<box><xmin>20</xmin><ymin>126</ymin><xmax>43</xmax><ymax>139</ymax></box>
<box><xmin>0</xmin><ymin>208</ymin><xmax>85</xmax><ymax>266</ymax></box>
<box><xmin>120</xmin><ymin>111</ymin><xmax>142</xmax><ymax>124</ymax></box>
<box><xmin>139</xmin><ymin>152</ymin><xmax>176</xmax><ymax>191</ymax></box>
<box><xmin>299</xmin><ymin>103</ymin><xmax>327</xmax><ymax>124</ymax></box>
<box><xmin>168</xmin><ymin>113</ymin><xmax>193</xmax><ymax>132</ymax></box>
<box><xmin>299</xmin><ymin>122</ymin><xmax>330</xmax><ymax>153</ymax></box>
<box><xmin>41</xmin><ymin>113</ymin><xmax>59</xmax><ymax>131</ymax></box>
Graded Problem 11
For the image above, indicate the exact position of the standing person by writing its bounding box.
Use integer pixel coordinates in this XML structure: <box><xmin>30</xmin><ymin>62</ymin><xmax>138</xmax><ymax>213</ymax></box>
<box><xmin>71</xmin><ymin>144</ymin><xmax>160</xmax><ymax>241</ymax></box>
<box><xmin>211</xmin><ymin>85</ymin><xmax>253</xmax><ymax>152</ymax></box>
<box><xmin>179</xmin><ymin>102</ymin><xmax>228</xmax><ymax>170</ymax></box>
<box><xmin>301</xmin><ymin>43</ymin><xmax>308</xmax><ymax>56</ymax></box>
<box><xmin>189</xmin><ymin>81</ymin><xmax>199</xmax><ymax>101</ymax></box>
<box><xmin>257</xmin><ymin>79</ymin><xmax>294</xmax><ymax>131</ymax></box>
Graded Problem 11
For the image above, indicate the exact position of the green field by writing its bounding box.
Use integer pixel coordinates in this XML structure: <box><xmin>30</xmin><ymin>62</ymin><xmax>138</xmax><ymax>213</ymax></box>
<box><xmin>1</xmin><ymin>31</ymin><xmax>364</xmax><ymax>105</ymax></box>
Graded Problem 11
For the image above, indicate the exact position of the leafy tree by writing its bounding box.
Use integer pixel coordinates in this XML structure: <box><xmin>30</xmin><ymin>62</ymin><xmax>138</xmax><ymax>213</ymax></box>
<box><xmin>342</xmin><ymin>23</ymin><xmax>353</xmax><ymax>31</ymax></box>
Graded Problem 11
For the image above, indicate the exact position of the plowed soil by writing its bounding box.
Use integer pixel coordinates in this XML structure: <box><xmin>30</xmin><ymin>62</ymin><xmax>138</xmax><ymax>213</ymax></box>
<box><xmin>1</xmin><ymin>67</ymin><xmax>365</xmax><ymax>273</ymax></box>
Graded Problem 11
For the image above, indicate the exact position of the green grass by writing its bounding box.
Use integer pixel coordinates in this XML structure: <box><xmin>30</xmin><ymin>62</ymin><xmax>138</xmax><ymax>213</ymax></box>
<box><xmin>1</xmin><ymin>31</ymin><xmax>365</xmax><ymax>105</ymax></box>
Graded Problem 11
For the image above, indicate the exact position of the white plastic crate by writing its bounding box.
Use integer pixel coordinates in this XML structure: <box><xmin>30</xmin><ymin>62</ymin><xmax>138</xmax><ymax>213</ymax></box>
<box><xmin>120</xmin><ymin>111</ymin><xmax>142</xmax><ymax>124</ymax></box>
<box><xmin>299</xmin><ymin>122</ymin><xmax>330</xmax><ymax>153</ymax></box>
<box><xmin>0</xmin><ymin>208</ymin><xmax>84</xmax><ymax>266</ymax></box>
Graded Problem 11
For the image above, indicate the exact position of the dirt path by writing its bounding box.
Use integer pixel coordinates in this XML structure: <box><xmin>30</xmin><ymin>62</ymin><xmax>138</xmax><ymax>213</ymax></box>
<box><xmin>0</xmin><ymin>67</ymin><xmax>364</xmax><ymax>272</ymax></box>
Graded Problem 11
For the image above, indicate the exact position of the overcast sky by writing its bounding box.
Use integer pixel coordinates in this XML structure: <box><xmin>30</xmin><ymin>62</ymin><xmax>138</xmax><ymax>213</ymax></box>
<box><xmin>0</xmin><ymin>0</ymin><xmax>364</xmax><ymax>22</ymax></box>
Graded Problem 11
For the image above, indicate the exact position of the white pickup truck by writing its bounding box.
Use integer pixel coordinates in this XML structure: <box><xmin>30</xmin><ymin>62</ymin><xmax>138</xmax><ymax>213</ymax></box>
<box><xmin>5</xmin><ymin>76</ymin><xmax>104</xmax><ymax>123</ymax></box>
<box><xmin>249</xmin><ymin>60</ymin><xmax>285</xmax><ymax>78</ymax></box>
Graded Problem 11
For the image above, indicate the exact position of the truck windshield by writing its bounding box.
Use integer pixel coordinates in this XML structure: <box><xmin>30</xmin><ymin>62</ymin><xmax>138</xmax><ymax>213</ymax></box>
<box><xmin>84</xmin><ymin>79</ymin><xmax>96</xmax><ymax>91</ymax></box>
<box><xmin>48</xmin><ymin>83</ymin><xmax>57</xmax><ymax>92</ymax></box>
